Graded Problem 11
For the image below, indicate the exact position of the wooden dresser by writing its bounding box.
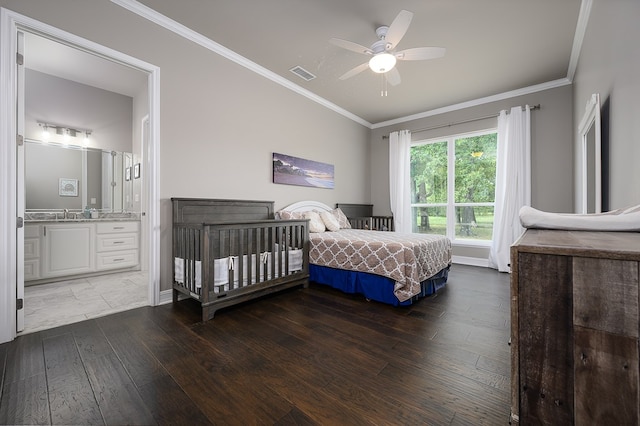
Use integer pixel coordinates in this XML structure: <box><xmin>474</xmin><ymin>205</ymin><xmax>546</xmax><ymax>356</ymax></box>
<box><xmin>510</xmin><ymin>229</ymin><xmax>640</xmax><ymax>425</ymax></box>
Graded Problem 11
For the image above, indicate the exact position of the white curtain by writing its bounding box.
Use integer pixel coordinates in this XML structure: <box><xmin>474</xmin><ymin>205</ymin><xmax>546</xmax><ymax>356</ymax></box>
<box><xmin>488</xmin><ymin>106</ymin><xmax>531</xmax><ymax>272</ymax></box>
<box><xmin>389</xmin><ymin>130</ymin><xmax>412</xmax><ymax>233</ymax></box>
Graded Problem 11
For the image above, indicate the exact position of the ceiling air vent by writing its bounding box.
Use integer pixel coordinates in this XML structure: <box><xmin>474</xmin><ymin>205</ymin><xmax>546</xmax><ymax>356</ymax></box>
<box><xmin>289</xmin><ymin>66</ymin><xmax>316</xmax><ymax>82</ymax></box>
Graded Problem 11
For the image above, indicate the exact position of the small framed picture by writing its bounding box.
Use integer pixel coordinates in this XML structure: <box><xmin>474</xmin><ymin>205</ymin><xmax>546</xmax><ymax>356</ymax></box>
<box><xmin>134</xmin><ymin>163</ymin><xmax>141</xmax><ymax>179</ymax></box>
<box><xmin>125</xmin><ymin>167</ymin><xmax>131</xmax><ymax>181</ymax></box>
<box><xmin>59</xmin><ymin>178</ymin><xmax>78</xmax><ymax>197</ymax></box>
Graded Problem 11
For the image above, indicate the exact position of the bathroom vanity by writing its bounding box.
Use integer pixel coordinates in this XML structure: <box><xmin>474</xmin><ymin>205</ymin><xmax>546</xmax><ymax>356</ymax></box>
<box><xmin>24</xmin><ymin>218</ymin><xmax>140</xmax><ymax>284</ymax></box>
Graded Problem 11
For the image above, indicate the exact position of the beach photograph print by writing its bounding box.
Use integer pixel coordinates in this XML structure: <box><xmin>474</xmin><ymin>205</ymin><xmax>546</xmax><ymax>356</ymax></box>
<box><xmin>273</xmin><ymin>152</ymin><xmax>334</xmax><ymax>189</ymax></box>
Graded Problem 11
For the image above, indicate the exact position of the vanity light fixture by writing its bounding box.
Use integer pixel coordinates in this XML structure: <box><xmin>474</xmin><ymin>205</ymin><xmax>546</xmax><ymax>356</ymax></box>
<box><xmin>37</xmin><ymin>122</ymin><xmax>92</xmax><ymax>146</ymax></box>
<box><xmin>41</xmin><ymin>124</ymin><xmax>50</xmax><ymax>141</ymax></box>
<box><xmin>62</xmin><ymin>128</ymin><xmax>71</xmax><ymax>144</ymax></box>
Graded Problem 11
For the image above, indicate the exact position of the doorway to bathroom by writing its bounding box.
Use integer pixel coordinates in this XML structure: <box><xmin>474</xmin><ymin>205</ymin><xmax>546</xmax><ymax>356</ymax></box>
<box><xmin>0</xmin><ymin>8</ymin><xmax>161</xmax><ymax>342</ymax></box>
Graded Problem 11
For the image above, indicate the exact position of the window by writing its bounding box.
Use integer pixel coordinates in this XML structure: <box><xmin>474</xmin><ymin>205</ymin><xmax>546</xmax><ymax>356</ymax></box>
<box><xmin>410</xmin><ymin>129</ymin><xmax>497</xmax><ymax>245</ymax></box>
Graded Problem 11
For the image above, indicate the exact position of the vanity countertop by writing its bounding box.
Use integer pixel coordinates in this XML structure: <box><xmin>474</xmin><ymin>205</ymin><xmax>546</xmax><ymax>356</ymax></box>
<box><xmin>25</xmin><ymin>212</ymin><xmax>141</xmax><ymax>223</ymax></box>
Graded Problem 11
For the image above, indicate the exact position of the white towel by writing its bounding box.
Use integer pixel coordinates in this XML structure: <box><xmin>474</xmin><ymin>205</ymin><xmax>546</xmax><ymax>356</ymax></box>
<box><xmin>519</xmin><ymin>205</ymin><xmax>640</xmax><ymax>231</ymax></box>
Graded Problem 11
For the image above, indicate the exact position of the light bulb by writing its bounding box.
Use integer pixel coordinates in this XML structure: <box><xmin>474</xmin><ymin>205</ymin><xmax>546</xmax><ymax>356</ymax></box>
<box><xmin>63</xmin><ymin>129</ymin><xmax>71</xmax><ymax>144</ymax></box>
<box><xmin>42</xmin><ymin>126</ymin><xmax>50</xmax><ymax>141</ymax></box>
<box><xmin>83</xmin><ymin>132</ymin><xmax>90</xmax><ymax>145</ymax></box>
<box><xmin>368</xmin><ymin>53</ymin><xmax>397</xmax><ymax>74</ymax></box>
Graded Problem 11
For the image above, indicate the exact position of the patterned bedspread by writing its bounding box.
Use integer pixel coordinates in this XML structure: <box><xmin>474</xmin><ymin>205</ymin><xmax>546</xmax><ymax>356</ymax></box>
<box><xmin>309</xmin><ymin>229</ymin><xmax>452</xmax><ymax>302</ymax></box>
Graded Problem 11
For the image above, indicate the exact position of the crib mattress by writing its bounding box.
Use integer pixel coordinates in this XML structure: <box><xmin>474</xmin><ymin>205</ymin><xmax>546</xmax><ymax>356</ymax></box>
<box><xmin>175</xmin><ymin>248</ymin><xmax>303</xmax><ymax>293</ymax></box>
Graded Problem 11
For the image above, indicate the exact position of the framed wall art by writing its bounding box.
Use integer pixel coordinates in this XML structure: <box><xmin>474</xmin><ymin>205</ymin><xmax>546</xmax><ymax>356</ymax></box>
<box><xmin>272</xmin><ymin>153</ymin><xmax>334</xmax><ymax>189</ymax></box>
<box><xmin>59</xmin><ymin>178</ymin><xmax>78</xmax><ymax>197</ymax></box>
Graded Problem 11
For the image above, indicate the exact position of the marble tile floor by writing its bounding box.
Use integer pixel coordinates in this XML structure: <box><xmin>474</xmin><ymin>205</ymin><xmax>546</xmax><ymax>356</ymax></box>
<box><xmin>21</xmin><ymin>270</ymin><xmax>149</xmax><ymax>334</ymax></box>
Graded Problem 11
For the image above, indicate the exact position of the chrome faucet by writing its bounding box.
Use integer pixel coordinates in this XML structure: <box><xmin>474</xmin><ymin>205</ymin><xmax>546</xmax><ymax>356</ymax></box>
<box><xmin>63</xmin><ymin>208</ymin><xmax>69</xmax><ymax>219</ymax></box>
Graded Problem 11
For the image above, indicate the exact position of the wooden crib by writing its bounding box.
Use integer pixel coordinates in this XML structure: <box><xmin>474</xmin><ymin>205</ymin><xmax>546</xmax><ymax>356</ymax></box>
<box><xmin>172</xmin><ymin>198</ymin><xmax>309</xmax><ymax>321</ymax></box>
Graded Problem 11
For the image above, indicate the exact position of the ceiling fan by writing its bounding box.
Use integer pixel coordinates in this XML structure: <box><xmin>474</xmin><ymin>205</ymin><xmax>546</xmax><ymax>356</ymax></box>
<box><xmin>330</xmin><ymin>10</ymin><xmax>446</xmax><ymax>86</ymax></box>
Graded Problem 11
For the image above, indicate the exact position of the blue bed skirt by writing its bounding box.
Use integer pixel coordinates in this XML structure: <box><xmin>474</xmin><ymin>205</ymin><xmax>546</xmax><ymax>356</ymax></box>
<box><xmin>309</xmin><ymin>264</ymin><xmax>450</xmax><ymax>306</ymax></box>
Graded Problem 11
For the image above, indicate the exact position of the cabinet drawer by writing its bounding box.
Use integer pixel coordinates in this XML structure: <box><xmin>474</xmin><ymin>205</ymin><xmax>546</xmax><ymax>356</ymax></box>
<box><xmin>96</xmin><ymin>250</ymin><xmax>139</xmax><ymax>271</ymax></box>
<box><xmin>96</xmin><ymin>233</ymin><xmax>138</xmax><ymax>252</ymax></box>
<box><xmin>24</xmin><ymin>237</ymin><xmax>40</xmax><ymax>259</ymax></box>
<box><xmin>24</xmin><ymin>259</ymin><xmax>40</xmax><ymax>281</ymax></box>
<box><xmin>25</xmin><ymin>224</ymin><xmax>39</xmax><ymax>238</ymax></box>
<box><xmin>96</xmin><ymin>221</ymin><xmax>139</xmax><ymax>234</ymax></box>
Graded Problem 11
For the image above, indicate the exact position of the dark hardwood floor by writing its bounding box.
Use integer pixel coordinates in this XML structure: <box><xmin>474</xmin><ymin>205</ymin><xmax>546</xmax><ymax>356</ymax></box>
<box><xmin>0</xmin><ymin>264</ymin><xmax>511</xmax><ymax>425</ymax></box>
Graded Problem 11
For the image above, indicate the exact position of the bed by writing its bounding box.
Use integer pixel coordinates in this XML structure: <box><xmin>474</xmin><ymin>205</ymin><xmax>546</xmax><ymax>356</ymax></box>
<box><xmin>172</xmin><ymin>198</ymin><xmax>309</xmax><ymax>320</ymax></box>
<box><xmin>279</xmin><ymin>201</ymin><xmax>452</xmax><ymax>306</ymax></box>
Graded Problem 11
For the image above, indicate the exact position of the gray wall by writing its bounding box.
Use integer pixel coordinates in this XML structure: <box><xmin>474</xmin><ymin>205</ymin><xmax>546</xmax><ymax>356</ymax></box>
<box><xmin>25</xmin><ymin>142</ymin><xmax>83</xmax><ymax>210</ymax></box>
<box><xmin>573</xmin><ymin>0</ymin><xmax>640</xmax><ymax>210</ymax></box>
<box><xmin>370</xmin><ymin>85</ymin><xmax>574</xmax><ymax>260</ymax></box>
<box><xmin>25</xmin><ymin>69</ymin><xmax>133</xmax><ymax>152</ymax></box>
<box><xmin>1</xmin><ymin>0</ymin><xmax>370</xmax><ymax>291</ymax></box>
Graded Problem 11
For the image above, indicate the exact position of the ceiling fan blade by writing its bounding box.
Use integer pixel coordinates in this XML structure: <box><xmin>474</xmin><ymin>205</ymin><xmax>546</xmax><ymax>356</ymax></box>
<box><xmin>385</xmin><ymin>68</ymin><xmax>401</xmax><ymax>86</ymax></box>
<box><xmin>395</xmin><ymin>47</ymin><xmax>446</xmax><ymax>61</ymax></box>
<box><xmin>330</xmin><ymin>38</ymin><xmax>373</xmax><ymax>55</ymax></box>
<box><xmin>339</xmin><ymin>62</ymin><xmax>370</xmax><ymax>80</ymax></box>
<box><xmin>384</xmin><ymin>10</ymin><xmax>413</xmax><ymax>49</ymax></box>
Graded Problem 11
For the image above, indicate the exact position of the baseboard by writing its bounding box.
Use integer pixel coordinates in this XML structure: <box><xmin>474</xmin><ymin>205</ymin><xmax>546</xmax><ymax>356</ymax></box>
<box><xmin>452</xmin><ymin>255</ymin><xmax>489</xmax><ymax>268</ymax></box>
<box><xmin>159</xmin><ymin>289</ymin><xmax>188</xmax><ymax>305</ymax></box>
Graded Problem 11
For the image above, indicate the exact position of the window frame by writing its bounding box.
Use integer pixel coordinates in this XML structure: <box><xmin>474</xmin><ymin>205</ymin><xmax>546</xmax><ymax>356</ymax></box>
<box><xmin>411</xmin><ymin>128</ymin><xmax>498</xmax><ymax>247</ymax></box>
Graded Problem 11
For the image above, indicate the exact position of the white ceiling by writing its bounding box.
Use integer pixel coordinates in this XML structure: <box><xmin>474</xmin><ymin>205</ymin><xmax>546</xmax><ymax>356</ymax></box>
<box><xmin>24</xmin><ymin>0</ymin><xmax>584</xmax><ymax>125</ymax></box>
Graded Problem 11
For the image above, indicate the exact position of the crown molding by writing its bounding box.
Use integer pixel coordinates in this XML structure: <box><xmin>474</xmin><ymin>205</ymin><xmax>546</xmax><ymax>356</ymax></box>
<box><xmin>113</xmin><ymin>0</ymin><xmax>587</xmax><ymax>131</ymax></box>
<box><xmin>566</xmin><ymin>0</ymin><xmax>592</xmax><ymax>82</ymax></box>
<box><xmin>110</xmin><ymin>0</ymin><xmax>371</xmax><ymax>128</ymax></box>
<box><xmin>371</xmin><ymin>78</ymin><xmax>572</xmax><ymax>129</ymax></box>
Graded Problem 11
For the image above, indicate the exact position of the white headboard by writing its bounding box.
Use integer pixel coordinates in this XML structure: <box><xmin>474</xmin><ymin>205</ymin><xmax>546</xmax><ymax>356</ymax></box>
<box><xmin>281</xmin><ymin>200</ymin><xmax>332</xmax><ymax>213</ymax></box>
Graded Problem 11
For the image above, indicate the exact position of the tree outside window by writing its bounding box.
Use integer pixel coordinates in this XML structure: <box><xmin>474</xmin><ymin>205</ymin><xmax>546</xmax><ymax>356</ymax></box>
<box><xmin>410</xmin><ymin>130</ymin><xmax>497</xmax><ymax>243</ymax></box>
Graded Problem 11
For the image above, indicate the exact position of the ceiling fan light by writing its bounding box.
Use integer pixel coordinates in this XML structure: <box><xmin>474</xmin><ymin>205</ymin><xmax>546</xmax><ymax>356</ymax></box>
<box><xmin>369</xmin><ymin>53</ymin><xmax>396</xmax><ymax>73</ymax></box>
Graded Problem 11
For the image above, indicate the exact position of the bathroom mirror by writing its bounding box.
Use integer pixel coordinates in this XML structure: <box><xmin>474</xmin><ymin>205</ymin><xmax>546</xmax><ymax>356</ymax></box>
<box><xmin>24</xmin><ymin>139</ymin><xmax>133</xmax><ymax>212</ymax></box>
<box><xmin>578</xmin><ymin>93</ymin><xmax>601</xmax><ymax>214</ymax></box>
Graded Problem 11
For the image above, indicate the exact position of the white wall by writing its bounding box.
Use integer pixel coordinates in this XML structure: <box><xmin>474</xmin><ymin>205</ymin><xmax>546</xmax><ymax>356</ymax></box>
<box><xmin>573</xmin><ymin>0</ymin><xmax>640</xmax><ymax>210</ymax></box>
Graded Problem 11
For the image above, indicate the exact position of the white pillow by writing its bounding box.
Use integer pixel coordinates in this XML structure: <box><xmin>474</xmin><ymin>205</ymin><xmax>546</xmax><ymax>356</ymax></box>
<box><xmin>304</xmin><ymin>211</ymin><xmax>326</xmax><ymax>233</ymax></box>
<box><xmin>319</xmin><ymin>210</ymin><xmax>340</xmax><ymax>232</ymax></box>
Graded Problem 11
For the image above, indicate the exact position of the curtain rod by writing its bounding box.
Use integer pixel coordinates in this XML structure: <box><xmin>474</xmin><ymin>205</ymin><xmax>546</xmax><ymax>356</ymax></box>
<box><xmin>382</xmin><ymin>104</ymin><xmax>540</xmax><ymax>139</ymax></box>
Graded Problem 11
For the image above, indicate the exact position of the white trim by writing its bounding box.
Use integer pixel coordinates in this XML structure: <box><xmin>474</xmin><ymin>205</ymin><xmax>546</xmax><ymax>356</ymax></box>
<box><xmin>452</xmin><ymin>255</ymin><xmax>489</xmax><ymax>268</ymax></box>
<box><xmin>0</xmin><ymin>8</ymin><xmax>19</xmax><ymax>344</ymax></box>
<box><xmin>372</xmin><ymin>78</ymin><xmax>571</xmax><ymax>129</ymax></box>
<box><xmin>110</xmin><ymin>0</ymin><xmax>371</xmax><ymax>128</ymax></box>
<box><xmin>567</xmin><ymin>0</ymin><xmax>593</xmax><ymax>82</ymax></box>
<box><xmin>0</xmin><ymin>7</ymin><xmax>161</xmax><ymax>343</ymax></box>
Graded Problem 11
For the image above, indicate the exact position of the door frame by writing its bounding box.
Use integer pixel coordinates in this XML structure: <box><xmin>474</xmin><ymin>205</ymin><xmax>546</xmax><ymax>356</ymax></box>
<box><xmin>0</xmin><ymin>7</ymin><xmax>161</xmax><ymax>344</ymax></box>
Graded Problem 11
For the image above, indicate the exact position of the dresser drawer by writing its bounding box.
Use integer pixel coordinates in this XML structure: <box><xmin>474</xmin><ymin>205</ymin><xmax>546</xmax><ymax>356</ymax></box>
<box><xmin>96</xmin><ymin>250</ymin><xmax>139</xmax><ymax>271</ymax></box>
<box><xmin>96</xmin><ymin>221</ymin><xmax>139</xmax><ymax>234</ymax></box>
<box><xmin>96</xmin><ymin>233</ymin><xmax>138</xmax><ymax>252</ymax></box>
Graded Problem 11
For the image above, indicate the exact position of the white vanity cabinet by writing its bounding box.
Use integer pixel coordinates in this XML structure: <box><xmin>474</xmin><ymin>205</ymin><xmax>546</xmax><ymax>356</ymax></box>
<box><xmin>24</xmin><ymin>220</ymin><xmax>140</xmax><ymax>283</ymax></box>
<box><xmin>24</xmin><ymin>224</ymin><xmax>41</xmax><ymax>281</ymax></box>
<box><xmin>95</xmin><ymin>221</ymin><xmax>139</xmax><ymax>271</ymax></box>
<box><xmin>42</xmin><ymin>223</ymin><xmax>95</xmax><ymax>278</ymax></box>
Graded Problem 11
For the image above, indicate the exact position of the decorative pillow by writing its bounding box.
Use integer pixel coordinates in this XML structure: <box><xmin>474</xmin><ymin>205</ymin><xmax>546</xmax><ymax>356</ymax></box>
<box><xmin>332</xmin><ymin>208</ymin><xmax>351</xmax><ymax>229</ymax></box>
<box><xmin>319</xmin><ymin>210</ymin><xmax>340</xmax><ymax>232</ymax></box>
<box><xmin>277</xmin><ymin>210</ymin><xmax>304</xmax><ymax>220</ymax></box>
<box><xmin>304</xmin><ymin>211</ymin><xmax>325</xmax><ymax>233</ymax></box>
